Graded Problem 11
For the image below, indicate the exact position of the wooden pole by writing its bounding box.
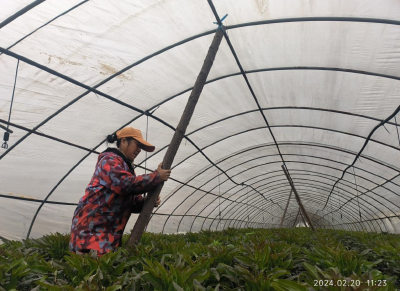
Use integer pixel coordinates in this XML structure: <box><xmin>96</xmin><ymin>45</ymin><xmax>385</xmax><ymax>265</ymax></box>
<box><xmin>299</xmin><ymin>209</ymin><xmax>307</xmax><ymax>227</ymax></box>
<box><xmin>127</xmin><ymin>27</ymin><xmax>224</xmax><ymax>247</ymax></box>
<box><xmin>280</xmin><ymin>189</ymin><xmax>292</xmax><ymax>228</ymax></box>
<box><xmin>281</xmin><ymin>164</ymin><xmax>316</xmax><ymax>231</ymax></box>
<box><xmin>294</xmin><ymin>194</ymin><xmax>307</xmax><ymax>226</ymax></box>
<box><xmin>293</xmin><ymin>208</ymin><xmax>300</xmax><ymax>228</ymax></box>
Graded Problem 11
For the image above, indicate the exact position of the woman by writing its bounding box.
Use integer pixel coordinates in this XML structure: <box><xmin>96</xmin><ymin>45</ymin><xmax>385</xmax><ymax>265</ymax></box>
<box><xmin>69</xmin><ymin>127</ymin><xmax>171</xmax><ymax>256</ymax></box>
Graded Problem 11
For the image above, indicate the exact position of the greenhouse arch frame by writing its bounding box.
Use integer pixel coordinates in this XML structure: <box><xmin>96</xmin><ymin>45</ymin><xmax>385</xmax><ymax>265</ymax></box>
<box><xmin>1</xmin><ymin>0</ymin><xmax>400</xmax><ymax>241</ymax></box>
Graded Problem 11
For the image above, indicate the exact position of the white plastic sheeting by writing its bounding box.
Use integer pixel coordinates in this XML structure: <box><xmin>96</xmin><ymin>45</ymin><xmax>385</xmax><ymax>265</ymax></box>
<box><xmin>1</xmin><ymin>0</ymin><xmax>400</xmax><ymax>241</ymax></box>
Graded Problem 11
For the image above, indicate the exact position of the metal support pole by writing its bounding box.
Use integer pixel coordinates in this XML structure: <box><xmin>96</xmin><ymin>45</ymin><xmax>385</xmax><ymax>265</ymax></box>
<box><xmin>280</xmin><ymin>189</ymin><xmax>292</xmax><ymax>228</ymax></box>
<box><xmin>0</xmin><ymin>0</ymin><xmax>45</xmax><ymax>29</ymax></box>
<box><xmin>127</xmin><ymin>26</ymin><xmax>224</xmax><ymax>247</ymax></box>
<box><xmin>281</xmin><ymin>164</ymin><xmax>316</xmax><ymax>231</ymax></box>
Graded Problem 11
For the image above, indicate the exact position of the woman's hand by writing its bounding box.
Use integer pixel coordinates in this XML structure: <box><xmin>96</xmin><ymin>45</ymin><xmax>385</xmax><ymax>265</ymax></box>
<box><xmin>157</xmin><ymin>163</ymin><xmax>171</xmax><ymax>181</ymax></box>
<box><xmin>144</xmin><ymin>195</ymin><xmax>161</xmax><ymax>207</ymax></box>
<box><xmin>155</xmin><ymin>196</ymin><xmax>161</xmax><ymax>207</ymax></box>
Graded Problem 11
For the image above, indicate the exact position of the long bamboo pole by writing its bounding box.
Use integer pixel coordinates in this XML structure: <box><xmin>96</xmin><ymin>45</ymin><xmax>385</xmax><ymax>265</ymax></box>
<box><xmin>127</xmin><ymin>27</ymin><xmax>224</xmax><ymax>247</ymax></box>
<box><xmin>280</xmin><ymin>189</ymin><xmax>292</xmax><ymax>228</ymax></box>
<box><xmin>281</xmin><ymin>164</ymin><xmax>316</xmax><ymax>231</ymax></box>
<box><xmin>293</xmin><ymin>208</ymin><xmax>300</xmax><ymax>228</ymax></box>
<box><xmin>299</xmin><ymin>209</ymin><xmax>307</xmax><ymax>227</ymax></box>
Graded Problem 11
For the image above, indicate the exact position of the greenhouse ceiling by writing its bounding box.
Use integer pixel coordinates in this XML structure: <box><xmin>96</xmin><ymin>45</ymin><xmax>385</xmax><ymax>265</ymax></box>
<box><xmin>1</xmin><ymin>0</ymin><xmax>400</xmax><ymax>242</ymax></box>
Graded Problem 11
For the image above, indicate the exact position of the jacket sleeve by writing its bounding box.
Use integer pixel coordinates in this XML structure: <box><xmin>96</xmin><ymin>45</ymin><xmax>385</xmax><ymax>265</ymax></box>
<box><xmin>98</xmin><ymin>154</ymin><xmax>161</xmax><ymax>195</ymax></box>
<box><xmin>126</xmin><ymin>170</ymin><xmax>162</xmax><ymax>195</ymax></box>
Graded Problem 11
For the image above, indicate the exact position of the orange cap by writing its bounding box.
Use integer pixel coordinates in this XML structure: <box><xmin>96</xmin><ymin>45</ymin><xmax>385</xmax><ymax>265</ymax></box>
<box><xmin>116</xmin><ymin>127</ymin><xmax>155</xmax><ymax>152</ymax></box>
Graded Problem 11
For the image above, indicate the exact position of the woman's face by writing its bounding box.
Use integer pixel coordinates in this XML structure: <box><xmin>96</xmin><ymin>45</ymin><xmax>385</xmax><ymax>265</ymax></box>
<box><xmin>120</xmin><ymin>138</ymin><xmax>141</xmax><ymax>162</ymax></box>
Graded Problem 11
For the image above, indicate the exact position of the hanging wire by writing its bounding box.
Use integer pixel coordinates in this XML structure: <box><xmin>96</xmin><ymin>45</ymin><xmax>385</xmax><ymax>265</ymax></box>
<box><xmin>382</xmin><ymin>124</ymin><xmax>390</xmax><ymax>134</ymax></box>
<box><xmin>141</xmin><ymin>115</ymin><xmax>150</xmax><ymax>200</ymax></box>
<box><xmin>144</xmin><ymin>114</ymin><xmax>151</xmax><ymax>232</ymax></box>
<box><xmin>395</xmin><ymin>116</ymin><xmax>400</xmax><ymax>147</ymax></box>
<box><xmin>143</xmin><ymin>106</ymin><xmax>159</xmax><ymax>188</ymax></box>
<box><xmin>331</xmin><ymin>185</ymin><xmax>334</xmax><ymax>223</ymax></box>
<box><xmin>218</xmin><ymin>168</ymin><xmax>221</xmax><ymax>229</ymax></box>
<box><xmin>2</xmin><ymin>60</ymin><xmax>19</xmax><ymax>149</ymax></box>
<box><xmin>143</xmin><ymin>105</ymin><xmax>159</xmax><ymax>181</ymax></box>
<box><xmin>352</xmin><ymin>167</ymin><xmax>362</xmax><ymax>220</ymax></box>
<box><xmin>247</xmin><ymin>185</ymin><xmax>249</xmax><ymax>228</ymax></box>
<box><xmin>334</xmin><ymin>189</ymin><xmax>339</xmax><ymax>226</ymax></box>
<box><xmin>144</xmin><ymin>115</ymin><xmax>149</xmax><ymax>176</ymax></box>
<box><xmin>338</xmin><ymin>188</ymin><xmax>342</xmax><ymax>220</ymax></box>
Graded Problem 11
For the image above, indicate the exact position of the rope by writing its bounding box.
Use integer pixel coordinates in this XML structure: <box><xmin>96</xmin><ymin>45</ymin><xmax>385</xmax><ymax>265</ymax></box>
<box><xmin>2</xmin><ymin>60</ymin><xmax>19</xmax><ymax>149</ymax></box>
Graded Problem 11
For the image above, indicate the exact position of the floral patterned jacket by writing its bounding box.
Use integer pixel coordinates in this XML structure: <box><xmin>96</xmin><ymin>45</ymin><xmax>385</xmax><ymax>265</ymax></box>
<box><xmin>69</xmin><ymin>148</ymin><xmax>161</xmax><ymax>256</ymax></box>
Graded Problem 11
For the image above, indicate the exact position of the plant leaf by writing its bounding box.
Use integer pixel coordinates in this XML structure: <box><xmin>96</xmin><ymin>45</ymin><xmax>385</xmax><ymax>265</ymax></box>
<box><xmin>106</xmin><ymin>285</ymin><xmax>122</xmax><ymax>291</ymax></box>
<box><xmin>271</xmin><ymin>279</ymin><xmax>308</xmax><ymax>291</ymax></box>
<box><xmin>193</xmin><ymin>279</ymin><xmax>206</xmax><ymax>291</ymax></box>
<box><xmin>173</xmin><ymin>281</ymin><xmax>185</xmax><ymax>291</ymax></box>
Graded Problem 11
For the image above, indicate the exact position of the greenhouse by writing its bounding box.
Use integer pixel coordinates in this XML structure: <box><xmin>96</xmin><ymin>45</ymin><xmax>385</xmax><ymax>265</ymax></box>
<box><xmin>1</xmin><ymin>0</ymin><xmax>400</xmax><ymax>290</ymax></box>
